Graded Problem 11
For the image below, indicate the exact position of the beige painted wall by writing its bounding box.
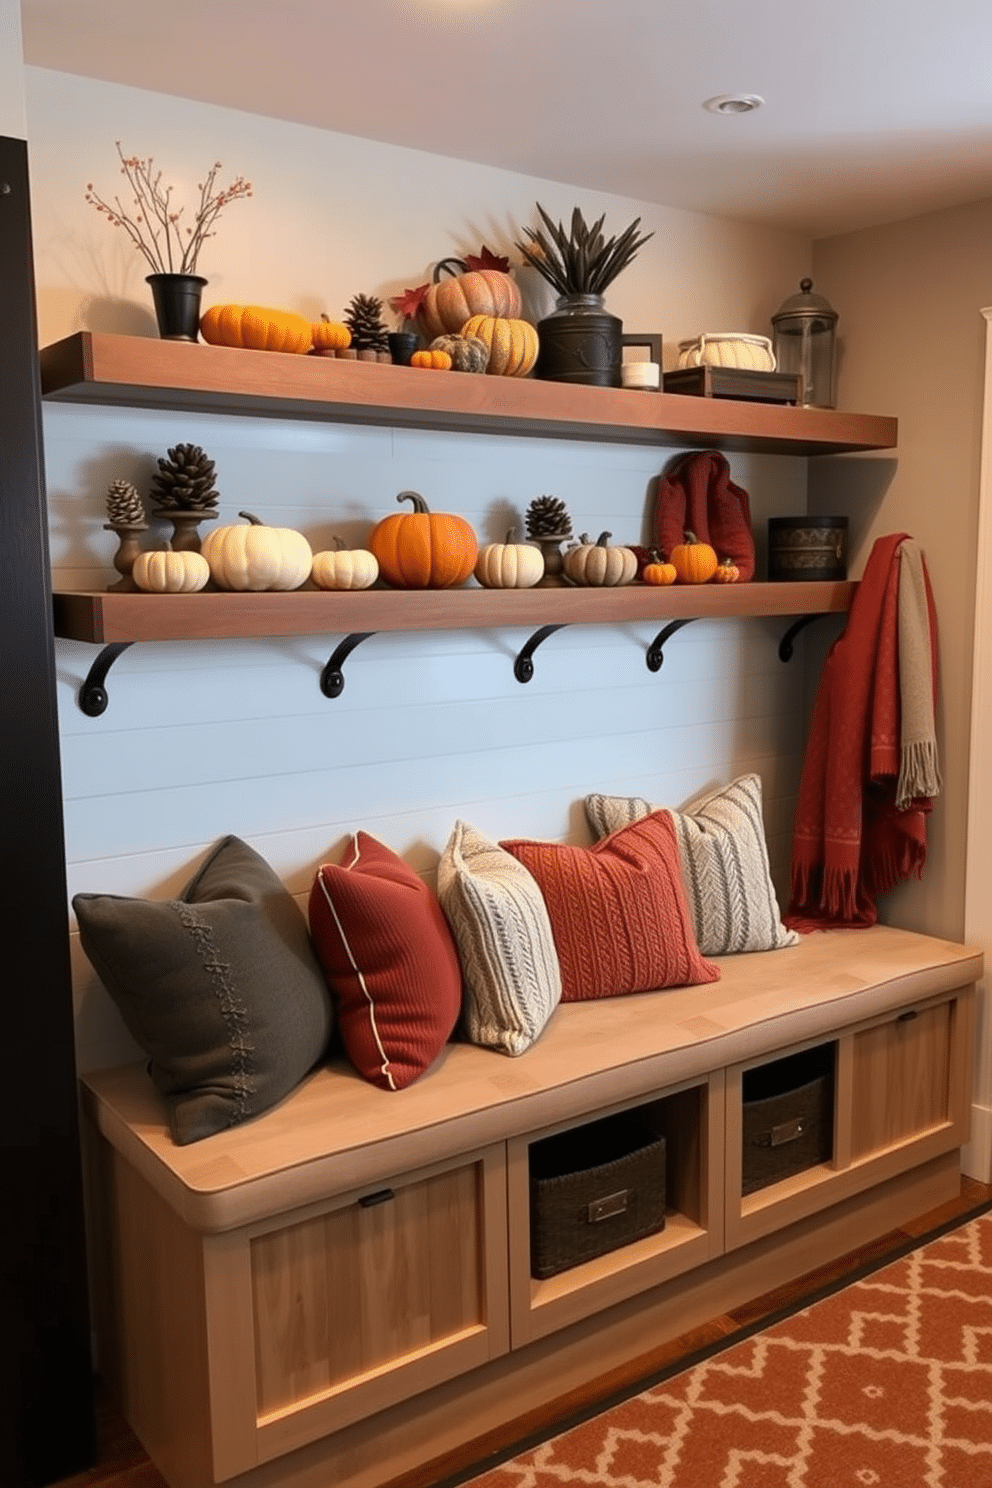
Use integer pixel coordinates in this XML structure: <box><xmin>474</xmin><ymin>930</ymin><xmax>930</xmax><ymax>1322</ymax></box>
<box><xmin>0</xmin><ymin>0</ymin><xmax>25</xmax><ymax>137</ymax></box>
<box><xmin>812</xmin><ymin>197</ymin><xmax>992</xmax><ymax>944</ymax></box>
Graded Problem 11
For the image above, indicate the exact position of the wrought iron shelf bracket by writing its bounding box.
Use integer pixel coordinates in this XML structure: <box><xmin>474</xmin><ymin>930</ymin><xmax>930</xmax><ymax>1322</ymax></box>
<box><xmin>78</xmin><ymin>641</ymin><xmax>134</xmax><ymax>716</ymax></box>
<box><xmin>778</xmin><ymin>612</ymin><xmax>833</xmax><ymax>662</ymax></box>
<box><xmin>514</xmin><ymin>624</ymin><xmax>569</xmax><ymax>683</ymax></box>
<box><xmin>646</xmin><ymin>618</ymin><xmax>697</xmax><ymax>672</ymax></box>
<box><xmin>320</xmin><ymin>632</ymin><xmax>377</xmax><ymax>698</ymax></box>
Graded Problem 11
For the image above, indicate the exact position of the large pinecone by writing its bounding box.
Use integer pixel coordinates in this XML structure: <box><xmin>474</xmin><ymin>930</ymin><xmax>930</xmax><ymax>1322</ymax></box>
<box><xmin>105</xmin><ymin>478</ymin><xmax>146</xmax><ymax>528</ymax></box>
<box><xmin>149</xmin><ymin>443</ymin><xmax>219</xmax><ymax>512</ymax></box>
<box><xmin>525</xmin><ymin>495</ymin><xmax>573</xmax><ymax>540</ymax></box>
<box><xmin>344</xmin><ymin>293</ymin><xmax>390</xmax><ymax>352</ymax></box>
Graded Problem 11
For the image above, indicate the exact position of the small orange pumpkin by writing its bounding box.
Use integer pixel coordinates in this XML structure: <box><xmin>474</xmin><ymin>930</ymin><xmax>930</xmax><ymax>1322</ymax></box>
<box><xmin>310</xmin><ymin>313</ymin><xmax>352</xmax><ymax>352</ymax></box>
<box><xmin>410</xmin><ymin>348</ymin><xmax>453</xmax><ymax>370</ymax></box>
<box><xmin>460</xmin><ymin>313</ymin><xmax>539</xmax><ymax>377</ymax></box>
<box><xmin>369</xmin><ymin>490</ymin><xmax>478</xmax><ymax>589</ymax></box>
<box><xmin>642</xmin><ymin>549</ymin><xmax>677</xmax><ymax>586</ymax></box>
<box><xmin>712</xmin><ymin>557</ymin><xmax>741</xmax><ymax>584</ymax></box>
<box><xmin>670</xmin><ymin>531</ymin><xmax>719</xmax><ymax>584</ymax></box>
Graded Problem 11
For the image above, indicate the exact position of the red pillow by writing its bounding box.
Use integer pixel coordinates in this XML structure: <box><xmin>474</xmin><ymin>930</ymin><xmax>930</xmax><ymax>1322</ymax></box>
<box><xmin>309</xmin><ymin>833</ymin><xmax>462</xmax><ymax>1089</ymax></box>
<box><xmin>500</xmin><ymin>812</ymin><xmax>719</xmax><ymax>1002</ymax></box>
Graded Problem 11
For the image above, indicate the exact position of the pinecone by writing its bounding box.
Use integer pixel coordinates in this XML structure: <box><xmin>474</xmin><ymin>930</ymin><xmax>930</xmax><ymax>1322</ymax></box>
<box><xmin>343</xmin><ymin>293</ymin><xmax>390</xmax><ymax>353</ymax></box>
<box><xmin>105</xmin><ymin>478</ymin><xmax>146</xmax><ymax>528</ymax></box>
<box><xmin>525</xmin><ymin>495</ymin><xmax>573</xmax><ymax>540</ymax></box>
<box><xmin>149</xmin><ymin>443</ymin><xmax>219</xmax><ymax>513</ymax></box>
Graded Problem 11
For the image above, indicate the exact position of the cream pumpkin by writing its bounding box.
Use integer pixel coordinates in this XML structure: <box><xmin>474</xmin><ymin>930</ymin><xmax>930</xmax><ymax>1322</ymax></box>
<box><xmin>311</xmin><ymin>538</ymin><xmax>379</xmax><ymax>592</ymax></box>
<box><xmin>461</xmin><ymin>314</ymin><xmax>539</xmax><ymax>378</ymax></box>
<box><xmin>474</xmin><ymin>529</ymin><xmax>544</xmax><ymax>589</ymax></box>
<box><xmin>202</xmin><ymin>511</ymin><xmax>313</xmax><ymax>592</ymax></box>
<box><xmin>132</xmin><ymin>544</ymin><xmax>210</xmax><ymax>594</ymax></box>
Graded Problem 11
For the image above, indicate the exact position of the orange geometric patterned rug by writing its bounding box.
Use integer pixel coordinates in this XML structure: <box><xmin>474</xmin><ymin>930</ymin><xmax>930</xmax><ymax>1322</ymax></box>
<box><xmin>461</xmin><ymin>1209</ymin><xmax>992</xmax><ymax>1488</ymax></box>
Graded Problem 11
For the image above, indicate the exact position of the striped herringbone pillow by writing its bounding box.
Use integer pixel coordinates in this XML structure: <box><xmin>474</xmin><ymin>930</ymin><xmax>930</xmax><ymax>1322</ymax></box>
<box><xmin>584</xmin><ymin>774</ymin><xmax>799</xmax><ymax>957</ymax></box>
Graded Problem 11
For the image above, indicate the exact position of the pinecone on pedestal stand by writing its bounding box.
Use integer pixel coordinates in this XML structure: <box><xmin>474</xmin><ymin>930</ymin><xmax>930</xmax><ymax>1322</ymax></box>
<box><xmin>343</xmin><ymin>293</ymin><xmax>391</xmax><ymax>361</ymax></box>
<box><xmin>525</xmin><ymin>495</ymin><xmax>574</xmax><ymax>588</ymax></box>
<box><xmin>105</xmin><ymin>478</ymin><xmax>146</xmax><ymax>529</ymax></box>
<box><xmin>149</xmin><ymin>443</ymin><xmax>219</xmax><ymax>552</ymax></box>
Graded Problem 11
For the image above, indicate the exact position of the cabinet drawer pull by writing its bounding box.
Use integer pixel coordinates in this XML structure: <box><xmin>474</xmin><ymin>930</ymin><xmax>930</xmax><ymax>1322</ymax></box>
<box><xmin>897</xmin><ymin>1009</ymin><xmax>919</xmax><ymax>1022</ymax></box>
<box><xmin>587</xmin><ymin>1189</ymin><xmax>629</xmax><ymax>1223</ymax></box>
<box><xmin>359</xmin><ymin>1188</ymin><xmax>396</xmax><ymax>1208</ymax></box>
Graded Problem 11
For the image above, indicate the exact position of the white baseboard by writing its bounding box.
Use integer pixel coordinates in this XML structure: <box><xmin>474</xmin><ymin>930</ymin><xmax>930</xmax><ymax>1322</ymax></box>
<box><xmin>962</xmin><ymin>1102</ymin><xmax>992</xmax><ymax>1182</ymax></box>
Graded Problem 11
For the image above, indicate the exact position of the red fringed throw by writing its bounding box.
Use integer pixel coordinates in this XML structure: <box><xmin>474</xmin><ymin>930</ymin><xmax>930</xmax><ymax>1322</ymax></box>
<box><xmin>786</xmin><ymin>532</ymin><xmax>939</xmax><ymax>931</ymax></box>
<box><xmin>654</xmin><ymin>450</ymin><xmax>756</xmax><ymax>581</ymax></box>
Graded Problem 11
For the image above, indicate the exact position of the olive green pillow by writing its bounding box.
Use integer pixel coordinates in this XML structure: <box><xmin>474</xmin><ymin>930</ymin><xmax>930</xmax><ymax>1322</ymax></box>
<box><xmin>73</xmin><ymin>835</ymin><xmax>333</xmax><ymax>1144</ymax></box>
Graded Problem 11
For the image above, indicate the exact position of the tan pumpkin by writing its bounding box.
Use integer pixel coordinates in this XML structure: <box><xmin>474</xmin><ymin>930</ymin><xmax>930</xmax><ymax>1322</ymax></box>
<box><xmin>410</xmin><ymin>348</ymin><xmax>453</xmax><ymax>370</ymax></box>
<box><xmin>310</xmin><ymin>313</ymin><xmax>352</xmax><ymax>352</ymax></box>
<box><xmin>563</xmin><ymin>532</ymin><xmax>638</xmax><ymax>587</ymax></box>
<box><xmin>429</xmin><ymin>333</ymin><xmax>490</xmax><ymax>373</ymax></box>
<box><xmin>461</xmin><ymin>313</ymin><xmax>539</xmax><ymax>378</ymax></box>
<box><xmin>202</xmin><ymin>511</ymin><xmax>313</xmax><ymax>592</ymax></box>
<box><xmin>670</xmin><ymin>531</ymin><xmax>719</xmax><ymax>585</ymax></box>
<box><xmin>199</xmin><ymin>304</ymin><xmax>313</xmax><ymax>355</ymax></box>
<box><xmin>474</xmin><ymin>528</ymin><xmax>544</xmax><ymax>589</ymax></box>
<box><xmin>132</xmin><ymin>543</ymin><xmax>210</xmax><ymax>594</ymax></box>
<box><xmin>369</xmin><ymin>490</ymin><xmax>477</xmax><ymax>589</ymax></box>
<box><xmin>416</xmin><ymin>259</ymin><xmax>523</xmax><ymax>342</ymax></box>
<box><xmin>310</xmin><ymin>537</ymin><xmax>379</xmax><ymax>592</ymax></box>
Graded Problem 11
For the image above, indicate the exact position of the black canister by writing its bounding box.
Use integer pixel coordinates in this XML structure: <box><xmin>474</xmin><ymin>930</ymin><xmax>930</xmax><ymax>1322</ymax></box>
<box><xmin>535</xmin><ymin>294</ymin><xmax>623</xmax><ymax>388</ymax></box>
<box><xmin>767</xmin><ymin>516</ymin><xmax>848</xmax><ymax>581</ymax></box>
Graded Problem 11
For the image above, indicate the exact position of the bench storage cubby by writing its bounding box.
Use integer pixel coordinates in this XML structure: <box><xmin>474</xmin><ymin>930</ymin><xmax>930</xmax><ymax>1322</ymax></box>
<box><xmin>82</xmin><ymin>924</ymin><xmax>980</xmax><ymax>1488</ymax></box>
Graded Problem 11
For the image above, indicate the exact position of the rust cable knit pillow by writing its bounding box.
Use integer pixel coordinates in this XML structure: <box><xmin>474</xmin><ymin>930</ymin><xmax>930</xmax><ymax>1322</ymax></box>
<box><xmin>500</xmin><ymin>812</ymin><xmax>719</xmax><ymax>1002</ymax></box>
<box><xmin>309</xmin><ymin>833</ymin><xmax>462</xmax><ymax>1090</ymax></box>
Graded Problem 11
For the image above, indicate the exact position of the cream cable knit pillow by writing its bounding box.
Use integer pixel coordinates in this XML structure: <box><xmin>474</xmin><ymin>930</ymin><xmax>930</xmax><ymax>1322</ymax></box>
<box><xmin>584</xmin><ymin>774</ymin><xmax>798</xmax><ymax>957</ymax></box>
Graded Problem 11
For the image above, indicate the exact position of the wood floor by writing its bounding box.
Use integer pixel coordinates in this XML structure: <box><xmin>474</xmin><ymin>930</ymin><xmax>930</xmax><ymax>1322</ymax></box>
<box><xmin>52</xmin><ymin>1176</ymin><xmax>992</xmax><ymax>1488</ymax></box>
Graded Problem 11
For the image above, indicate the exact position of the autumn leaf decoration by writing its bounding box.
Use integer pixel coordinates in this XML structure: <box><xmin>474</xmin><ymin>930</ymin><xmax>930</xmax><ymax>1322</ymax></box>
<box><xmin>463</xmin><ymin>246</ymin><xmax>511</xmax><ymax>273</ymax></box>
<box><xmin>389</xmin><ymin>283</ymin><xmax>430</xmax><ymax>320</ymax></box>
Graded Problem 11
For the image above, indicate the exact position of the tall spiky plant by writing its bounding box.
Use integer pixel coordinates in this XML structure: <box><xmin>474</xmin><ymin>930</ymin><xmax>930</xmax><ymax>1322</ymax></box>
<box><xmin>516</xmin><ymin>205</ymin><xmax>653</xmax><ymax>299</ymax></box>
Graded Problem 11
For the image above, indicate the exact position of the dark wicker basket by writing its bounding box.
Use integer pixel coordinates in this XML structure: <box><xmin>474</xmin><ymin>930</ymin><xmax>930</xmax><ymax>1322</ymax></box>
<box><xmin>529</xmin><ymin>1108</ymin><xmax>666</xmax><ymax>1279</ymax></box>
<box><xmin>741</xmin><ymin>1044</ymin><xmax>834</xmax><ymax>1196</ymax></box>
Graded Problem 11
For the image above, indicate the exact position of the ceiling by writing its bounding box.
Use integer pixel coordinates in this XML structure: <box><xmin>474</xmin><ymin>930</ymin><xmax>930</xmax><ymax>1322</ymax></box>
<box><xmin>19</xmin><ymin>0</ymin><xmax>992</xmax><ymax>239</ymax></box>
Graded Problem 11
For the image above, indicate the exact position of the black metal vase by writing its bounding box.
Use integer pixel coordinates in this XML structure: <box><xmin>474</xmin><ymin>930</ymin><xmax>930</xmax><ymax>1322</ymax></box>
<box><xmin>146</xmin><ymin>273</ymin><xmax>207</xmax><ymax>342</ymax></box>
<box><xmin>535</xmin><ymin>293</ymin><xmax>623</xmax><ymax>388</ymax></box>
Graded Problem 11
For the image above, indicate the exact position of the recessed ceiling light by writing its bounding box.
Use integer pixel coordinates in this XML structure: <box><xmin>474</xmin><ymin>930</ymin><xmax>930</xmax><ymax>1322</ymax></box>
<box><xmin>704</xmin><ymin>94</ymin><xmax>765</xmax><ymax>115</ymax></box>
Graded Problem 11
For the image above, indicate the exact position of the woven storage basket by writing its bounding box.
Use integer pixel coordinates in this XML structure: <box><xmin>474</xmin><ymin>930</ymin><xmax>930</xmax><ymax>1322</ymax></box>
<box><xmin>529</xmin><ymin>1108</ymin><xmax>666</xmax><ymax>1279</ymax></box>
<box><xmin>741</xmin><ymin>1044</ymin><xmax>834</xmax><ymax>1196</ymax></box>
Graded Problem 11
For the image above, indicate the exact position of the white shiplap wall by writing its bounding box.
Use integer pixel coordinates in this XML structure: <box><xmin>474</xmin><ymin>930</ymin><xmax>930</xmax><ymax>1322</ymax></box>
<box><xmin>47</xmin><ymin>402</ymin><xmax>817</xmax><ymax>1075</ymax></box>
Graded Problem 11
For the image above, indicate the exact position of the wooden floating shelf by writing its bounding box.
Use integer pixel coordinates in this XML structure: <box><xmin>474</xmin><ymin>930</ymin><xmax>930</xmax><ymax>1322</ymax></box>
<box><xmin>39</xmin><ymin>333</ymin><xmax>897</xmax><ymax>456</ymax></box>
<box><xmin>53</xmin><ymin>582</ymin><xmax>856</xmax><ymax>645</ymax></box>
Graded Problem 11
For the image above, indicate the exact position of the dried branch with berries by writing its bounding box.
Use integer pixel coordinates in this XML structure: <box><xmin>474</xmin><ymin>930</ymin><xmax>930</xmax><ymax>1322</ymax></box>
<box><xmin>85</xmin><ymin>143</ymin><xmax>252</xmax><ymax>276</ymax></box>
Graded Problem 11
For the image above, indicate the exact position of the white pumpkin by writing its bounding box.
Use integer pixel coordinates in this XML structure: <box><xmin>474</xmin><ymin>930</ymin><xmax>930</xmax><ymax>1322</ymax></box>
<box><xmin>311</xmin><ymin>537</ymin><xmax>379</xmax><ymax>591</ymax></box>
<box><xmin>201</xmin><ymin>511</ymin><xmax>313</xmax><ymax>592</ymax></box>
<box><xmin>132</xmin><ymin>544</ymin><xmax>210</xmax><ymax>594</ymax></box>
<box><xmin>474</xmin><ymin>528</ymin><xmax>544</xmax><ymax>589</ymax></box>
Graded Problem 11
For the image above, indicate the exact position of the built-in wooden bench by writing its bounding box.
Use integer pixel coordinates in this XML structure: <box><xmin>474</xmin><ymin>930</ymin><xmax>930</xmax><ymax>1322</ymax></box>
<box><xmin>81</xmin><ymin>924</ymin><xmax>982</xmax><ymax>1488</ymax></box>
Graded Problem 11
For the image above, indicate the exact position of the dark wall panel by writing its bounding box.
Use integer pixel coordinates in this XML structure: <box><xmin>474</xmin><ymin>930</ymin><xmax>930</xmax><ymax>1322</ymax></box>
<box><xmin>0</xmin><ymin>134</ymin><xmax>96</xmax><ymax>1486</ymax></box>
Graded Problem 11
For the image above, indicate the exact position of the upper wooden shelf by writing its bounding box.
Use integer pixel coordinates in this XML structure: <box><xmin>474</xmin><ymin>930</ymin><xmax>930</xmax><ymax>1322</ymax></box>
<box><xmin>39</xmin><ymin>333</ymin><xmax>898</xmax><ymax>456</ymax></box>
<box><xmin>53</xmin><ymin>581</ymin><xmax>855</xmax><ymax>645</ymax></box>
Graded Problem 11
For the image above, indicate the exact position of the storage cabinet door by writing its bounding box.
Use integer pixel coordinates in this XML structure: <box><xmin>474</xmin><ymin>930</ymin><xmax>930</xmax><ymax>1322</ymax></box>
<box><xmin>205</xmin><ymin>1145</ymin><xmax>509</xmax><ymax>1480</ymax></box>
<box><xmin>725</xmin><ymin>986</ymin><xmax>973</xmax><ymax>1253</ymax></box>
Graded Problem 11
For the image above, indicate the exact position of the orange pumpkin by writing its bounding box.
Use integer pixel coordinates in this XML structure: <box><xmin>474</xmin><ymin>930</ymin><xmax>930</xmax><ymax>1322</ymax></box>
<box><xmin>461</xmin><ymin>313</ymin><xmax>539</xmax><ymax>377</ymax></box>
<box><xmin>712</xmin><ymin>557</ymin><xmax>741</xmax><ymax>583</ymax></box>
<box><xmin>310</xmin><ymin>313</ymin><xmax>351</xmax><ymax>351</ymax></box>
<box><xmin>410</xmin><ymin>349</ymin><xmax>453</xmax><ymax>370</ymax></box>
<box><xmin>642</xmin><ymin>550</ymin><xmax>677</xmax><ymax>586</ymax></box>
<box><xmin>369</xmin><ymin>490</ymin><xmax>478</xmax><ymax>589</ymax></box>
<box><xmin>416</xmin><ymin>259</ymin><xmax>523</xmax><ymax>342</ymax></box>
<box><xmin>670</xmin><ymin>531</ymin><xmax>719</xmax><ymax>584</ymax></box>
<box><xmin>199</xmin><ymin>303</ymin><xmax>313</xmax><ymax>354</ymax></box>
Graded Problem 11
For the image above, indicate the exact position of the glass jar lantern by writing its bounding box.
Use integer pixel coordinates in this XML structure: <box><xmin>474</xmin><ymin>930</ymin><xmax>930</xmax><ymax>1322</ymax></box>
<box><xmin>771</xmin><ymin>278</ymin><xmax>838</xmax><ymax>409</ymax></box>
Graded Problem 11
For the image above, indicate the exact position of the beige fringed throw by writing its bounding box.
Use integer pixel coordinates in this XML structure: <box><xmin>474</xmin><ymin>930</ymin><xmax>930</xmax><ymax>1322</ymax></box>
<box><xmin>895</xmin><ymin>540</ymin><xmax>943</xmax><ymax>809</ymax></box>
